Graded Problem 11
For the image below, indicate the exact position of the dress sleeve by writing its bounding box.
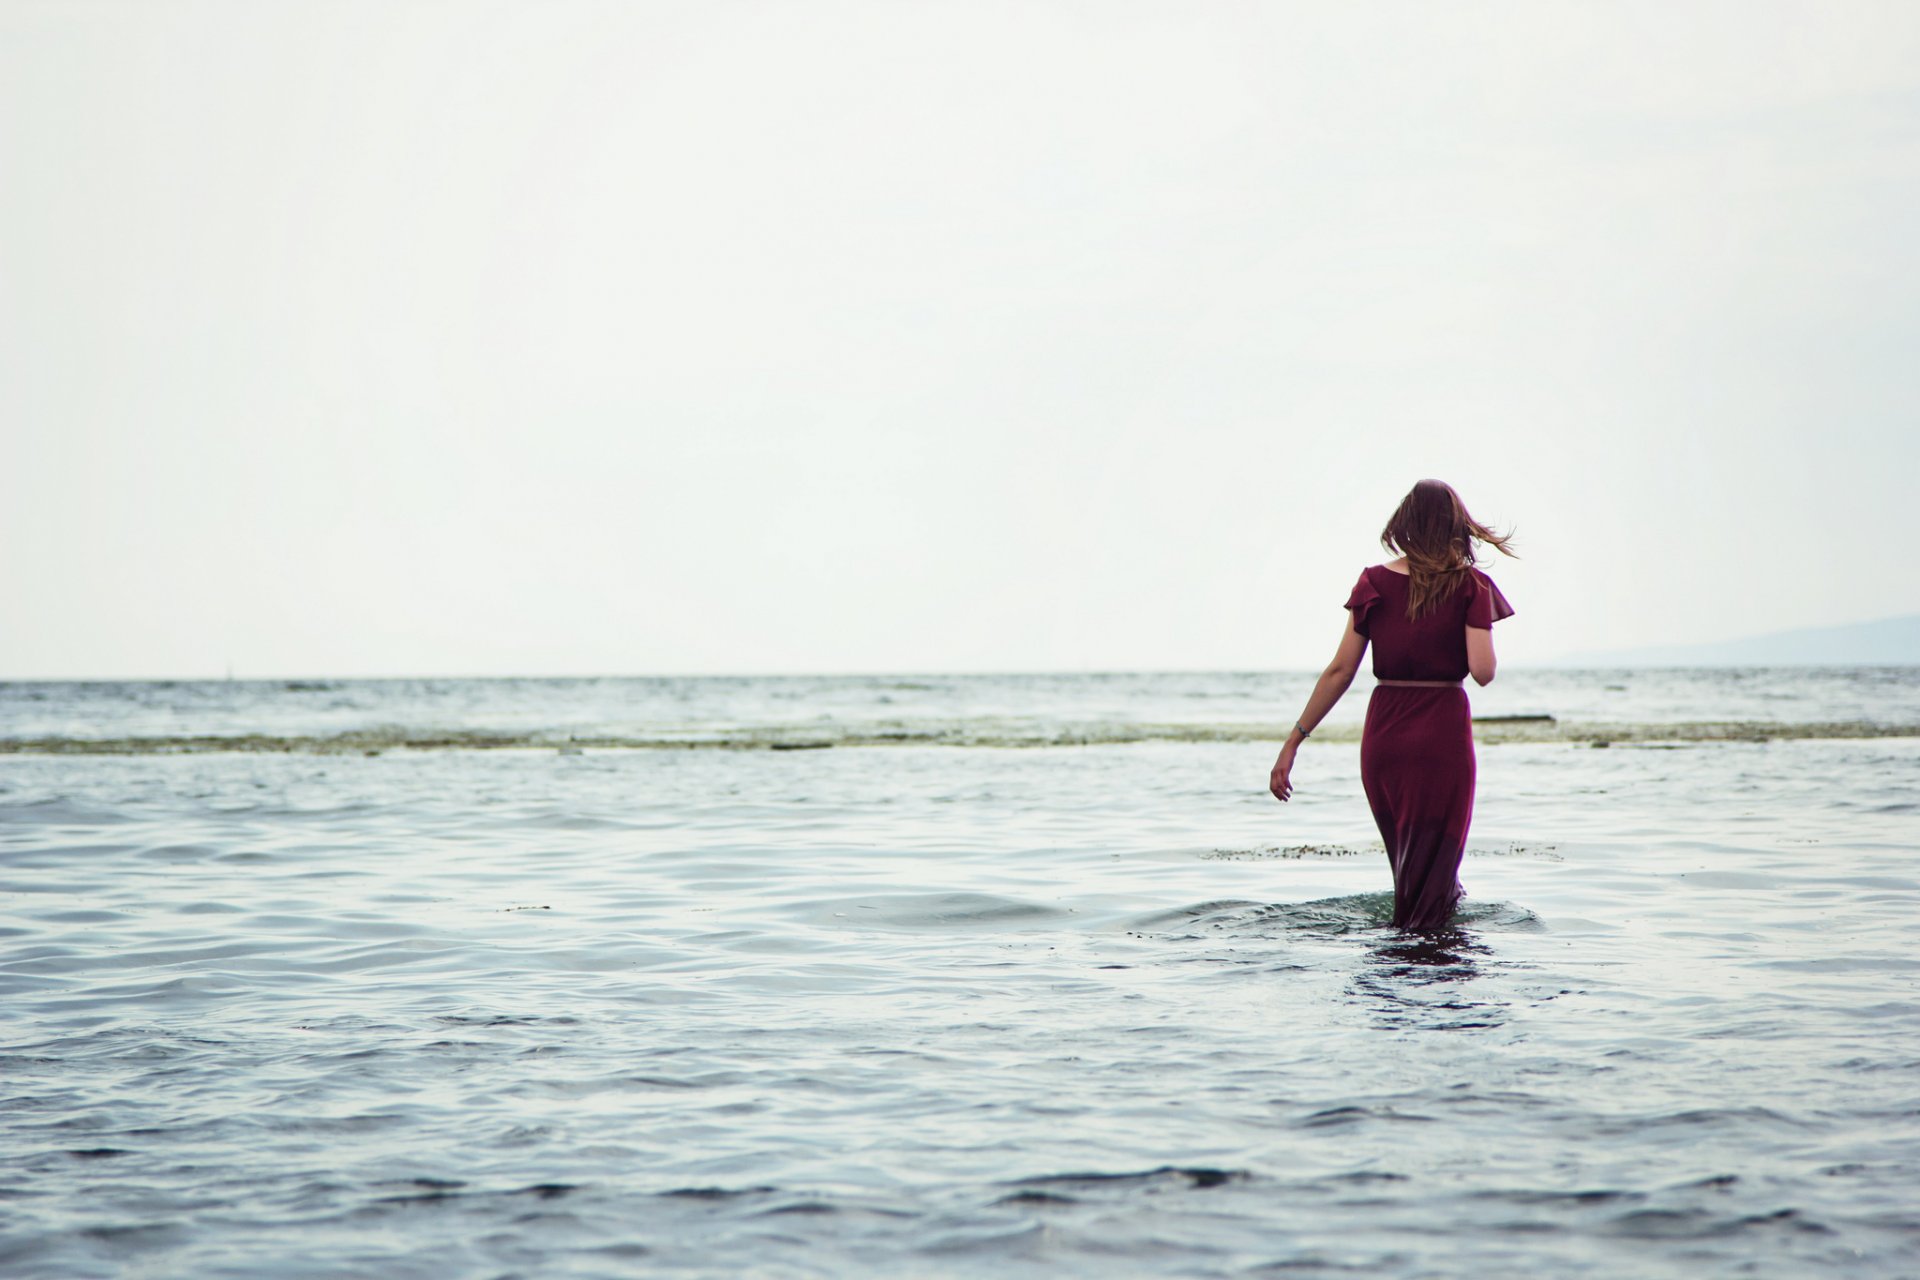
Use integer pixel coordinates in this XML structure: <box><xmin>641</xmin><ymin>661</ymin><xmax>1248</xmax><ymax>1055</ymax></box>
<box><xmin>1343</xmin><ymin>569</ymin><xmax>1380</xmax><ymax>638</ymax></box>
<box><xmin>1465</xmin><ymin>571</ymin><xmax>1515</xmax><ymax>628</ymax></box>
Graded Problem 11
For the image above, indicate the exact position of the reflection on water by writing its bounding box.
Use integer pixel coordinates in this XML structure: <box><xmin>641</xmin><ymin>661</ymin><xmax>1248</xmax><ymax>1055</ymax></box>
<box><xmin>1353</xmin><ymin>927</ymin><xmax>1505</xmax><ymax>1031</ymax></box>
<box><xmin>1369</xmin><ymin>926</ymin><xmax>1488</xmax><ymax>976</ymax></box>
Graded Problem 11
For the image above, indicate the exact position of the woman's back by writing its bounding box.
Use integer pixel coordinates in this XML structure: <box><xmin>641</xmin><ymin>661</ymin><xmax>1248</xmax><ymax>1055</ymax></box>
<box><xmin>1345</xmin><ymin>565</ymin><xmax>1513</xmax><ymax>682</ymax></box>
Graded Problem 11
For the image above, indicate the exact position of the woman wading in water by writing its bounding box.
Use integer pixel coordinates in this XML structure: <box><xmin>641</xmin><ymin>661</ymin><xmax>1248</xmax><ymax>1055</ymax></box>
<box><xmin>1270</xmin><ymin>480</ymin><xmax>1516</xmax><ymax>930</ymax></box>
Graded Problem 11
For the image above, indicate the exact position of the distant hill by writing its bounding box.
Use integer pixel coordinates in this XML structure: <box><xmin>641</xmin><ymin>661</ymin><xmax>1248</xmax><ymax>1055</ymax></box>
<box><xmin>1549</xmin><ymin>614</ymin><xmax>1920</xmax><ymax>668</ymax></box>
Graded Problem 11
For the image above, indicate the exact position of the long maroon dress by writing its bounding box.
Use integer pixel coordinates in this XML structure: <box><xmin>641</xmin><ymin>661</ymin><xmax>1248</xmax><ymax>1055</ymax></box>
<box><xmin>1344</xmin><ymin>565</ymin><xmax>1515</xmax><ymax>930</ymax></box>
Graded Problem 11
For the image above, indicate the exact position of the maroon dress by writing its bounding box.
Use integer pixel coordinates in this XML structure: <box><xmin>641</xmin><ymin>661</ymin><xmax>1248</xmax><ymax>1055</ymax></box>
<box><xmin>1344</xmin><ymin>566</ymin><xmax>1515</xmax><ymax>930</ymax></box>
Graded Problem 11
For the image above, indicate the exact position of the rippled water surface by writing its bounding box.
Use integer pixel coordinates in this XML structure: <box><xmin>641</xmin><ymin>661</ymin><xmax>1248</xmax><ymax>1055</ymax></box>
<box><xmin>3</xmin><ymin>672</ymin><xmax>1918</xmax><ymax>1277</ymax></box>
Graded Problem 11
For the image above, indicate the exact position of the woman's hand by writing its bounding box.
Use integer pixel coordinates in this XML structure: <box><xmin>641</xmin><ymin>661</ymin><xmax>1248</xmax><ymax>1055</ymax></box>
<box><xmin>1269</xmin><ymin>745</ymin><xmax>1297</xmax><ymax>802</ymax></box>
<box><xmin>1271</xmin><ymin>612</ymin><xmax>1364</xmax><ymax>804</ymax></box>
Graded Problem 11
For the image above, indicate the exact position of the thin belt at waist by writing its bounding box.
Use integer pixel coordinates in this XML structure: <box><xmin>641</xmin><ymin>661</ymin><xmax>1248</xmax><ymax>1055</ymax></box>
<box><xmin>1374</xmin><ymin>678</ymin><xmax>1462</xmax><ymax>687</ymax></box>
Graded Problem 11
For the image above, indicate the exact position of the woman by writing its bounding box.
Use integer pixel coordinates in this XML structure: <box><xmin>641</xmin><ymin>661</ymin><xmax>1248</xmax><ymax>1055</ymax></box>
<box><xmin>1269</xmin><ymin>480</ymin><xmax>1516</xmax><ymax>930</ymax></box>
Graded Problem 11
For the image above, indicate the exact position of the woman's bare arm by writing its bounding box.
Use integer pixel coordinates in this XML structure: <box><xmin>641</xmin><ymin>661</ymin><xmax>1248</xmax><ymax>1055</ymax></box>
<box><xmin>1466</xmin><ymin>625</ymin><xmax>1496</xmax><ymax>686</ymax></box>
<box><xmin>1270</xmin><ymin>614</ymin><xmax>1368</xmax><ymax>802</ymax></box>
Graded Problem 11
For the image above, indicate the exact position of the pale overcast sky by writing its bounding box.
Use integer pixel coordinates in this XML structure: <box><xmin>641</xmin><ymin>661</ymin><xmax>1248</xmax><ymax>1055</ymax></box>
<box><xmin>4</xmin><ymin>1</ymin><xmax>1917</xmax><ymax>677</ymax></box>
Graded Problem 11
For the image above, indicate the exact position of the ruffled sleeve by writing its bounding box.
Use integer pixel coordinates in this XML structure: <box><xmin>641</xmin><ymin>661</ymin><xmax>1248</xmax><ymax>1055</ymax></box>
<box><xmin>1343</xmin><ymin>569</ymin><xmax>1380</xmax><ymax>638</ymax></box>
<box><xmin>1465</xmin><ymin>570</ymin><xmax>1515</xmax><ymax>629</ymax></box>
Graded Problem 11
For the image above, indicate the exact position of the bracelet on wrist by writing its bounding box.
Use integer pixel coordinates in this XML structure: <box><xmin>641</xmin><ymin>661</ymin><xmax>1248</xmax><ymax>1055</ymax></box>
<box><xmin>1295</xmin><ymin>721</ymin><xmax>1311</xmax><ymax>740</ymax></box>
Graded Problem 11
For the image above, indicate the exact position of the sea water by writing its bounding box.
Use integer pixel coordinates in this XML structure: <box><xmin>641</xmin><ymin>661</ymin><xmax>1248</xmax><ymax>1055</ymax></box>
<box><xmin>2</xmin><ymin>670</ymin><xmax>1917</xmax><ymax>1277</ymax></box>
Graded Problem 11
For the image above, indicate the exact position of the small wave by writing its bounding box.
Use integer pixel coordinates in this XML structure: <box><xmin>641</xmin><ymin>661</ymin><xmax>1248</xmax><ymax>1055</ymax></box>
<box><xmin>0</xmin><ymin>796</ymin><xmax>139</xmax><ymax>825</ymax></box>
<box><xmin>1599</xmin><ymin>1204</ymin><xmax>1835</xmax><ymax>1241</ymax></box>
<box><xmin>1490</xmin><ymin>1186</ymin><xmax>1643</xmax><ymax>1207</ymax></box>
<box><xmin>3</xmin><ymin>718</ymin><xmax>1915</xmax><ymax>755</ymax></box>
<box><xmin>1131</xmin><ymin>894</ymin><xmax>1539</xmax><ymax>938</ymax></box>
<box><xmin>787</xmin><ymin>892</ymin><xmax>1070</xmax><ymax>932</ymax></box>
<box><xmin>993</xmin><ymin>1188</ymin><xmax>1079</xmax><ymax>1206</ymax></box>
<box><xmin>371</xmin><ymin>1181</ymin><xmax>577</xmax><ymax>1206</ymax></box>
<box><xmin>1129</xmin><ymin>894</ymin><xmax>1397</xmax><ymax>937</ymax></box>
<box><xmin>1292</xmin><ymin>1105</ymin><xmax>1435</xmax><ymax>1130</ymax></box>
<box><xmin>658</xmin><ymin>1185</ymin><xmax>779</xmax><ymax>1201</ymax></box>
<box><xmin>1000</xmin><ymin>1166</ymin><xmax>1250</xmax><ymax>1193</ymax></box>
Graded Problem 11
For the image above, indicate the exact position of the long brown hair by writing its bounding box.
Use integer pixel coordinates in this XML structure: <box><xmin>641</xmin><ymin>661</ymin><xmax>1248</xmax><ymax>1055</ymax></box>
<box><xmin>1381</xmin><ymin>480</ymin><xmax>1516</xmax><ymax>619</ymax></box>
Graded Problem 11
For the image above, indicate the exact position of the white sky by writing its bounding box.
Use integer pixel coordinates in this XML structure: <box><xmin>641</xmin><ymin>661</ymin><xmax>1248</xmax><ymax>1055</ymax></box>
<box><xmin>4</xmin><ymin>0</ymin><xmax>1917</xmax><ymax>677</ymax></box>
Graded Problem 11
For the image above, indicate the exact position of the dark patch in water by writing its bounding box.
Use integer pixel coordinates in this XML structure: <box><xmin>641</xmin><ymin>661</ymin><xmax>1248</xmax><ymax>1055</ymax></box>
<box><xmin>1602</xmin><ymin>1208</ymin><xmax>1719</xmax><ymax>1239</ymax></box>
<box><xmin>1592</xmin><ymin>1107</ymin><xmax>1805</xmax><ymax>1138</ymax></box>
<box><xmin>762</xmin><ymin>1200</ymin><xmax>840</xmax><ymax>1215</ymax></box>
<box><xmin>1495</xmin><ymin>1187</ymin><xmax>1641</xmax><ymax>1206</ymax></box>
<box><xmin>627</xmin><ymin>1074</ymin><xmax>715</xmax><ymax>1089</ymax></box>
<box><xmin>659</xmin><ymin>1185</ymin><xmax>779</xmax><ymax>1200</ymax></box>
<box><xmin>1293</xmin><ymin>1105</ymin><xmax>1433</xmax><ymax>1130</ymax></box>
<box><xmin>432</xmin><ymin>1013</ymin><xmax>576</xmax><ymax>1027</ymax></box>
<box><xmin>1297</xmin><ymin>1106</ymin><xmax>1373</xmax><ymax>1129</ymax></box>
<box><xmin>78</xmin><ymin>1223</ymin><xmax>182</xmax><ymax>1245</ymax></box>
<box><xmin>1005</xmin><ymin>1165</ymin><xmax>1248</xmax><ymax>1192</ymax></box>
<box><xmin>1679</xmin><ymin>1173</ymin><xmax>1741</xmax><ymax>1190</ymax></box>
<box><xmin>994</xmin><ymin>1189</ymin><xmax>1080</xmax><ymax>1205</ymax></box>
<box><xmin>1595</xmin><ymin>1205</ymin><xmax>1829</xmax><ymax>1241</ymax></box>
<box><xmin>1738</xmin><ymin>1208</ymin><xmax>1833</xmax><ymax>1234</ymax></box>
<box><xmin>376</xmin><ymin>1190</ymin><xmax>465</xmax><ymax>1205</ymax></box>
<box><xmin>374</xmin><ymin>1181</ymin><xmax>574</xmax><ymax>1206</ymax></box>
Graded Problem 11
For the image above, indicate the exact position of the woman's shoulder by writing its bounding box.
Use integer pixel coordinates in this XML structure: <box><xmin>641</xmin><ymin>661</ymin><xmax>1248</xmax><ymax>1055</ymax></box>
<box><xmin>1465</xmin><ymin>565</ymin><xmax>1516</xmax><ymax>623</ymax></box>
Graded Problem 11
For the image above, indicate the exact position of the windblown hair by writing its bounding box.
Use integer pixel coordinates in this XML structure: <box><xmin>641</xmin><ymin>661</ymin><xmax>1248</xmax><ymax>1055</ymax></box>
<box><xmin>1381</xmin><ymin>480</ymin><xmax>1517</xmax><ymax>619</ymax></box>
